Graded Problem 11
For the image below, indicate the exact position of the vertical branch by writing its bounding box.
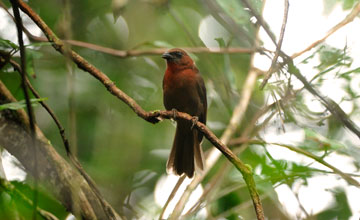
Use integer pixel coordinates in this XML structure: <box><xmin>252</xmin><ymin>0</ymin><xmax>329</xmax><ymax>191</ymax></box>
<box><xmin>9</xmin><ymin>1</ymin><xmax>39</xmax><ymax>219</ymax></box>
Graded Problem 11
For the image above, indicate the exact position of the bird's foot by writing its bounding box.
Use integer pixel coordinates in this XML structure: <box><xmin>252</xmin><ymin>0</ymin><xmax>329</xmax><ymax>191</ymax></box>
<box><xmin>146</xmin><ymin>110</ymin><xmax>161</xmax><ymax>124</ymax></box>
<box><xmin>191</xmin><ymin>116</ymin><xmax>199</xmax><ymax>130</ymax></box>
<box><xmin>171</xmin><ymin>108</ymin><xmax>178</xmax><ymax>120</ymax></box>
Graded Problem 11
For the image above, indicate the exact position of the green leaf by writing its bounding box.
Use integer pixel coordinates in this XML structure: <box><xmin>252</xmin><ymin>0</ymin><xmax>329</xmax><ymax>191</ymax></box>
<box><xmin>339</xmin><ymin>67</ymin><xmax>360</xmax><ymax>78</ymax></box>
<box><xmin>316</xmin><ymin>44</ymin><xmax>352</xmax><ymax>71</ymax></box>
<box><xmin>0</xmin><ymin>98</ymin><xmax>47</xmax><ymax>111</ymax></box>
<box><xmin>0</xmin><ymin>38</ymin><xmax>18</xmax><ymax>50</ymax></box>
<box><xmin>316</xmin><ymin>187</ymin><xmax>352</xmax><ymax>220</ymax></box>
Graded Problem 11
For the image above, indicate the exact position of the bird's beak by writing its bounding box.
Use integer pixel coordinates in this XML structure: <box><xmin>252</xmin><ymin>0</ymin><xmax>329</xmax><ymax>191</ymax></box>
<box><xmin>162</xmin><ymin>52</ymin><xmax>173</xmax><ymax>60</ymax></box>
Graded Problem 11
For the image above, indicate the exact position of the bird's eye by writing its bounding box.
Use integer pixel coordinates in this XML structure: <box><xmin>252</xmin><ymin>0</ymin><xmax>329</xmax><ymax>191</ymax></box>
<box><xmin>173</xmin><ymin>51</ymin><xmax>183</xmax><ymax>58</ymax></box>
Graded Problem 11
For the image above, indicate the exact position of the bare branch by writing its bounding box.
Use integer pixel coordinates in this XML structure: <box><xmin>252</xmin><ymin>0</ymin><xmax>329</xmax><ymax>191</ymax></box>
<box><xmin>39</xmin><ymin>37</ymin><xmax>257</xmax><ymax>57</ymax></box>
<box><xmin>291</xmin><ymin>2</ymin><xmax>360</xmax><ymax>58</ymax></box>
<box><xmin>260</xmin><ymin>0</ymin><xmax>289</xmax><ymax>89</ymax></box>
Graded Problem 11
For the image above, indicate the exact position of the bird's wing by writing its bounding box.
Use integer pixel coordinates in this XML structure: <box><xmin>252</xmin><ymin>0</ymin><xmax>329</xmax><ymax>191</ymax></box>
<box><xmin>196</xmin><ymin>73</ymin><xmax>207</xmax><ymax>123</ymax></box>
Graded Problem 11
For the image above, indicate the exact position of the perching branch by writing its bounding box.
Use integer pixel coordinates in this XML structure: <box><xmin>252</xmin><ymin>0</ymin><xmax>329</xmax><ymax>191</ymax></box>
<box><xmin>185</xmin><ymin>86</ymin><xmax>297</xmax><ymax>217</ymax></box>
<box><xmin>14</xmin><ymin>0</ymin><xmax>264</xmax><ymax>219</ymax></box>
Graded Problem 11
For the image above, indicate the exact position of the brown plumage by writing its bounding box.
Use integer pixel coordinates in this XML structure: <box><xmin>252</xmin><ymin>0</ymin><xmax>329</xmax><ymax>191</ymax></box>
<box><xmin>162</xmin><ymin>48</ymin><xmax>207</xmax><ymax>178</ymax></box>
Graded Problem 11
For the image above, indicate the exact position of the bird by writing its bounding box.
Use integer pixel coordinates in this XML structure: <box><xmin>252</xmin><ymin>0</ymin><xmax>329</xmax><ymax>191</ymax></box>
<box><xmin>162</xmin><ymin>48</ymin><xmax>207</xmax><ymax>178</ymax></box>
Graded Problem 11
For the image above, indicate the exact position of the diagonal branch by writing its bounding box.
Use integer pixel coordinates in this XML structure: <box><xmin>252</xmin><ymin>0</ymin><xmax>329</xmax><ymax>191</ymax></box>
<box><xmin>229</xmin><ymin>138</ymin><xmax>360</xmax><ymax>186</ymax></box>
<box><xmin>291</xmin><ymin>2</ymin><xmax>360</xmax><ymax>58</ymax></box>
<box><xmin>287</xmin><ymin>62</ymin><xmax>360</xmax><ymax>139</ymax></box>
<box><xmin>252</xmin><ymin>140</ymin><xmax>360</xmax><ymax>187</ymax></box>
<box><xmin>14</xmin><ymin>0</ymin><xmax>264</xmax><ymax>219</ymax></box>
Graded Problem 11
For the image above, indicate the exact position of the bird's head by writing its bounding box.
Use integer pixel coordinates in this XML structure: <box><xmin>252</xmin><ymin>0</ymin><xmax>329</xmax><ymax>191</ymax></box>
<box><xmin>162</xmin><ymin>48</ymin><xmax>194</xmax><ymax>69</ymax></box>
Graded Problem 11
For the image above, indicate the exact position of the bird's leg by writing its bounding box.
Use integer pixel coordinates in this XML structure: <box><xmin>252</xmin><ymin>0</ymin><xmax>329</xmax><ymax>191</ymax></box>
<box><xmin>171</xmin><ymin>108</ymin><xmax>178</xmax><ymax>120</ymax></box>
<box><xmin>191</xmin><ymin>116</ymin><xmax>199</xmax><ymax>130</ymax></box>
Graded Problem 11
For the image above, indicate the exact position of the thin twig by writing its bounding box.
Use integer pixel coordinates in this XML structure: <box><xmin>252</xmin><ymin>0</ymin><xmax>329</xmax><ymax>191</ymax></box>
<box><xmin>9</xmin><ymin>1</ymin><xmax>39</xmax><ymax>219</ymax></box>
<box><xmin>0</xmin><ymin>4</ymin><xmax>257</xmax><ymax>57</ymax></box>
<box><xmin>287</xmin><ymin>62</ymin><xmax>360</xmax><ymax>139</ymax></box>
<box><xmin>239</xmin><ymin>0</ymin><xmax>278</xmax><ymax>46</ymax></box>
<box><xmin>293</xmin><ymin>184</ymin><xmax>310</xmax><ymax>218</ymax></box>
<box><xmin>8</xmin><ymin>60</ymin><xmax>122</xmax><ymax>220</ymax></box>
<box><xmin>267</xmin><ymin>141</ymin><xmax>360</xmax><ymax>186</ymax></box>
<box><xmin>202</xmin><ymin>0</ymin><xmax>253</xmax><ymax>46</ymax></box>
<box><xmin>158</xmin><ymin>175</ymin><xmax>185</xmax><ymax>220</ymax></box>
<box><xmin>260</xmin><ymin>0</ymin><xmax>289</xmax><ymax>89</ymax></box>
<box><xmin>9</xmin><ymin>60</ymin><xmax>71</xmax><ymax>153</ymax></box>
<box><xmin>232</xmin><ymin>139</ymin><xmax>360</xmax><ymax>187</ymax></box>
<box><xmin>43</xmin><ymin>37</ymin><xmax>258</xmax><ymax>57</ymax></box>
<box><xmin>291</xmin><ymin>2</ymin><xmax>360</xmax><ymax>58</ymax></box>
<box><xmin>241</xmin><ymin>0</ymin><xmax>360</xmax><ymax>140</ymax></box>
<box><xmin>183</xmin><ymin>160</ymin><xmax>229</xmax><ymax>217</ymax></box>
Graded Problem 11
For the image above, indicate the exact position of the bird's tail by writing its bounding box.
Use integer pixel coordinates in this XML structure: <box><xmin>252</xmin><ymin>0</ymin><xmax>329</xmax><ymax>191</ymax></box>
<box><xmin>166</xmin><ymin>119</ymin><xmax>204</xmax><ymax>178</ymax></box>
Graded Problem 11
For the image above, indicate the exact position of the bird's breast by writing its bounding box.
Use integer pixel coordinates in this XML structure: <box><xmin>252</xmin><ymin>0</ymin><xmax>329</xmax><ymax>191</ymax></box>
<box><xmin>163</xmin><ymin>69</ymin><xmax>201</xmax><ymax>115</ymax></box>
